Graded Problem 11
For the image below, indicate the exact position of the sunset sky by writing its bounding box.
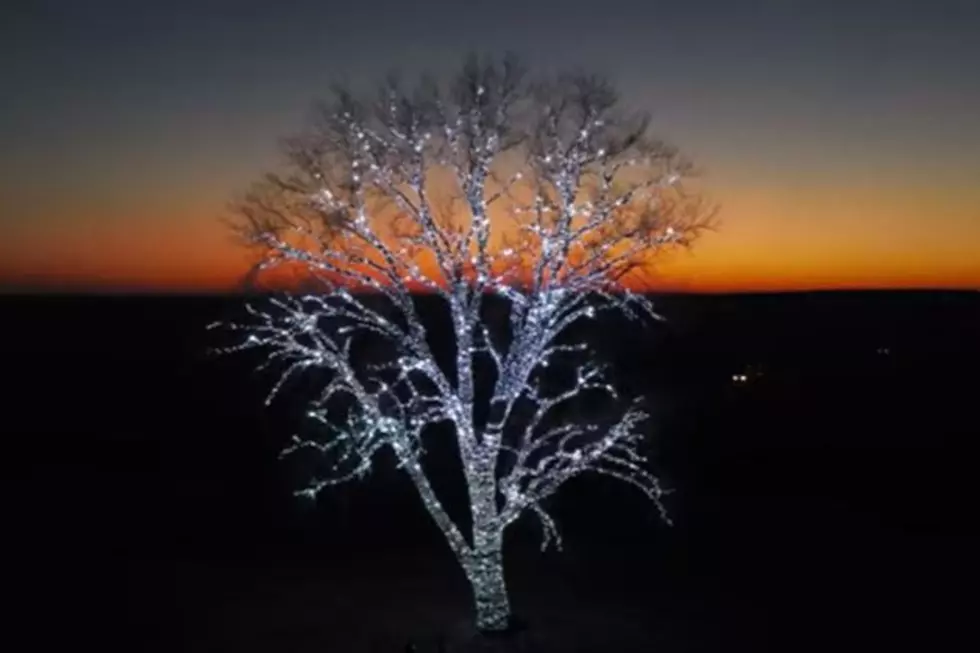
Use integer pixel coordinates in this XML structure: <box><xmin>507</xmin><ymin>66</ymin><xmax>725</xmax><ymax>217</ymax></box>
<box><xmin>1</xmin><ymin>0</ymin><xmax>978</xmax><ymax>293</ymax></box>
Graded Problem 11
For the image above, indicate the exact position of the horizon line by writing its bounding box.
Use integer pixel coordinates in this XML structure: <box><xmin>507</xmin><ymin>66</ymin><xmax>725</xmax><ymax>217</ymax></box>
<box><xmin>1</xmin><ymin>286</ymin><xmax>976</xmax><ymax>298</ymax></box>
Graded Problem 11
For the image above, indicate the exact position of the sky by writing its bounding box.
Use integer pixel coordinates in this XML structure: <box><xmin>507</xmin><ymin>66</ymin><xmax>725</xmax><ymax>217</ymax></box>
<box><xmin>1</xmin><ymin>0</ymin><xmax>978</xmax><ymax>293</ymax></box>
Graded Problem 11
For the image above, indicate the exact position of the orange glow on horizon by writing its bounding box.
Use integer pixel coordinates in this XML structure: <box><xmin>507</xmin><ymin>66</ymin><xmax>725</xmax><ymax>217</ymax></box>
<box><xmin>2</xmin><ymin>182</ymin><xmax>978</xmax><ymax>294</ymax></box>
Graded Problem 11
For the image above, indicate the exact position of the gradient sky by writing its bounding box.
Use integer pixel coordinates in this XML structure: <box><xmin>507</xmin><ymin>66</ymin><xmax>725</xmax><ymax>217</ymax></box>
<box><xmin>1</xmin><ymin>0</ymin><xmax>978</xmax><ymax>292</ymax></box>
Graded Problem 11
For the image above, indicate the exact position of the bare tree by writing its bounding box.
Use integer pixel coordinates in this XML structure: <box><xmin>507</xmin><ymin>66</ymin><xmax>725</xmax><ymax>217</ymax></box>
<box><xmin>211</xmin><ymin>54</ymin><xmax>714</xmax><ymax>633</ymax></box>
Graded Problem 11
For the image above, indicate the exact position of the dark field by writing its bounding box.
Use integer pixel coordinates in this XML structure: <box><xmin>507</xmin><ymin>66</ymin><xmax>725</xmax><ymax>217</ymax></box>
<box><xmin>4</xmin><ymin>291</ymin><xmax>979</xmax><ymax>651</ymax></box>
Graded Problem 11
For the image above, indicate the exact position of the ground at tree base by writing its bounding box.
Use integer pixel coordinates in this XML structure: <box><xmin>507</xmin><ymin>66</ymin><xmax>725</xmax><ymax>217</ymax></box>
<box><xmin>173</xmin><ymin>552</ymin><xmax>736</xmax><ymax>653</ymax></box>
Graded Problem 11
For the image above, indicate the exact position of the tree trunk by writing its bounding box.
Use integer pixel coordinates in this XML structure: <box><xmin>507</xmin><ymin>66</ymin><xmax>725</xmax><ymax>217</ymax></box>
<box><xmin>463</xmin><ymin>531</ymin><xmax>512</xmax><ymax>632</ymax></box>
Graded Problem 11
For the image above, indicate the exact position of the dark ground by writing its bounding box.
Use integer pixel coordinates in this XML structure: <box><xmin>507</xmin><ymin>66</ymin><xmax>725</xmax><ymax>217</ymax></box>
<box><xmin>4</xmin><ymin>290</ymin><xmax>979</xmax><ymax>652</ymax></box>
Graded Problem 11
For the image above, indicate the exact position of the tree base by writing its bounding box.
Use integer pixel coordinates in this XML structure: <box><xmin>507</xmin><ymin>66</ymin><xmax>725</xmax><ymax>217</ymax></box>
<box><xmin>476</xmin><ymin>614</ymin><xmax>528</xmax><ymax>638</ymax></box>
<box><xmin>444</xmin><ymin>614</ymin><xmax>536</xmax><ymax>652</ymax></box>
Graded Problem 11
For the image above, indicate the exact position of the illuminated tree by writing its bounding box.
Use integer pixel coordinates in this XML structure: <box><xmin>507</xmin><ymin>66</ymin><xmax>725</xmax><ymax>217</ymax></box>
<box><xmin>211</xmin><ymin>54</ymin><xmax>713</xmax><ymax>633</ymax></box>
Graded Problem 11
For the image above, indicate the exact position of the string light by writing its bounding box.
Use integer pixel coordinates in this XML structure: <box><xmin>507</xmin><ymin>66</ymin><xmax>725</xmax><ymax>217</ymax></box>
<box><xmin>211</xmin><ymin>57</ymin><xmax>704</xmax><ymax>633</ymax></box>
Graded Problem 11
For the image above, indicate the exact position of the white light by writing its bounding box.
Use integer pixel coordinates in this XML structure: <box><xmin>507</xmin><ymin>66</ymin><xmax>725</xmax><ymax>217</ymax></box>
<box><xmin>215</xmin><ymin>60</ymin><xmax>681</xmax><ymax>633</ymax></box>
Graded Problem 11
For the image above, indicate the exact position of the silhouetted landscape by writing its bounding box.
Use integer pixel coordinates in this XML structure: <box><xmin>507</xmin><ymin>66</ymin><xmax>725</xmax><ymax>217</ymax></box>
<box><xmin>6</xmin><ymin>290</ymin><xmax>978</xmax><ymax>651</ymax></box>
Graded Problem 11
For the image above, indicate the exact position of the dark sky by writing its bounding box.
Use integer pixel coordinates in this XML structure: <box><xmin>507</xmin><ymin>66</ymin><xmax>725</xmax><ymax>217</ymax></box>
<box><xmin>2</xmin><ymin>0</ymin><xmax>978</xmax><ymax>291</ymax></box>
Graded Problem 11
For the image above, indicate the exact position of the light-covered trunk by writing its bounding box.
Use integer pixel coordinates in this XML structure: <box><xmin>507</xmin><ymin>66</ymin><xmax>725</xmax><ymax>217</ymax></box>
<box><xmin>463</xmin><ymin>527</ymin><xmax>511</xmax><ymax>632</ymax></box>
<box><xmin>461</xmin><ymin>445</ymin><xmax>512</xmax><ymax>632</ymax></box>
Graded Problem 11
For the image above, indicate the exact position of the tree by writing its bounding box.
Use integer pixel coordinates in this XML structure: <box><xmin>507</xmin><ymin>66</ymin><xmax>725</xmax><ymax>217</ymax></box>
<box><xmin>211</xmin><ymin>54</ymin><xmax>713</xmax><ymax>633</ymax></box>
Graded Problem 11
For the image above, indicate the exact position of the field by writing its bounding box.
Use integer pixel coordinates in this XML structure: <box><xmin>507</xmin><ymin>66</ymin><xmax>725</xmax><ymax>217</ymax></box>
<box><xmin>5</xmin><ymin>291</ymin><xmax>978</xmax><ymax>651</ymax></box>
